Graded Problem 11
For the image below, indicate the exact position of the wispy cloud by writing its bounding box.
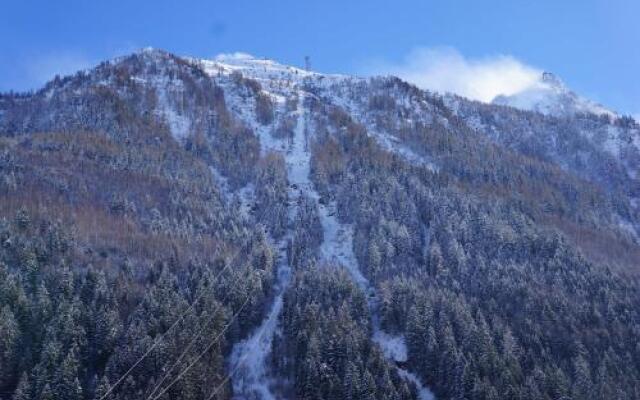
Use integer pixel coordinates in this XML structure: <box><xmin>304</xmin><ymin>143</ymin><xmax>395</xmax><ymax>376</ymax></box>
<box><xmin>366</xmin><ymin>47</ymin><xmax>543</xmax><ymax>103</ymax></box>
<box><xmin>214</xmin><ymin>52</ymin><xmax>255</xmax><ymax>61</ymax></box>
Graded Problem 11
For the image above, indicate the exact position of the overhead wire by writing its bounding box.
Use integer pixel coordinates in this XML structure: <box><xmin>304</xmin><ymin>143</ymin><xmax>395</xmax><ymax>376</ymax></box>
<box><xmin>145</xmin><ymin>266</ymin><xmax>254</xmax><ymax>400</ymax></box>
<box><xmin>148</xmin><ymin>291</ymin><xmax>256</xmax><ymax>400</ymax></box>
<box><xmin>98</xmin><ymin>250</ymin><xmax>238</xmax><ymax>400</ymax></box>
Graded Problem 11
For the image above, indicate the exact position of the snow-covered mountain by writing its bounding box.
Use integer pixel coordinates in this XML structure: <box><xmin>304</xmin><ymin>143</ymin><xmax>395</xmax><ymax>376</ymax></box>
<box><xmin>492</xmin><ymin>71</ymin><xmax>615</xmax><ymax>117</ymax></box>
<box><xmin>1</xmin><ymin>47</ymin><xmax>638</xmax><ymax>231</ymax></box>
<box><xmin>1</xmin><ymin>48</ymin><xmax>640</xmax><ymax>400</ymax></box>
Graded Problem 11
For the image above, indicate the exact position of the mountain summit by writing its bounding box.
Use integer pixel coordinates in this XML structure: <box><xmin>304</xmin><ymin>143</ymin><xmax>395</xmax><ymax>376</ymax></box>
<box><xmin>492</xmin><ymin>71</ymin><xmax>614</xmax><ymax>117</ymax></box>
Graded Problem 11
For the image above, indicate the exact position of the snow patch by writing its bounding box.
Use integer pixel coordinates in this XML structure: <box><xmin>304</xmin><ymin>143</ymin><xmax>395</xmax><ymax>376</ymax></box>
<box><xmin>373</xmin><ymin>331</ymin><xmax>408</xmax><ymax>362</ymax></box>
<box><xmin>230</xmin><ymin>267</ymin><xmax>290</xmax><ymax>400</ymax></box>
<box><xmin>160</xmin><ymin>105</ymin><xmax>190</xmax><ymax>141</ymax></box>
<box><xmin>397</xmin><ymin>369</ymin><xmax>435</xmax><ymax>400</ymax></box>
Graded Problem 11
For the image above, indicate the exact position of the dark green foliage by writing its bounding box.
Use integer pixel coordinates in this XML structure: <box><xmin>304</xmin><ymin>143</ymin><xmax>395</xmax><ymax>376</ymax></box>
<box><xmin>309</xmin><ymin>99</ymin><xmax>640</xmax><ymax>399</ymax></box>
<box><xmin>344</xmin><ymin>77</ymin><xmax>640</xmax><ymax>272</ymax></box>
<box><xmin>0</xmin><ymin>81</ymin><xmax>276</xmax><ymax>399</ymax></box>
<box><xmin>277</xmin><ymin>267</ymin><xmax>414</xmax><ymax>400</ymax></box>
<box><xmin>0</xmin><ymin>202</ymin><xmax>276</xmax><ymax>400</ymax></box>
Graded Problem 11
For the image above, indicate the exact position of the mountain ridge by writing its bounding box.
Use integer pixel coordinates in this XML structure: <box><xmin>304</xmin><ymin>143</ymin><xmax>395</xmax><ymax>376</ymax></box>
<box><xmin>1</xmin><ymin>48</ymin><xmax>639</xmax><ymax>242</ymax></box>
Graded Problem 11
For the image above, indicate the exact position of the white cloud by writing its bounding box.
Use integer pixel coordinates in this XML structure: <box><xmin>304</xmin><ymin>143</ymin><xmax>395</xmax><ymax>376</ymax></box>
<box><xmin>27</xmin><ymin>51</ymin><xmax>94</xmax><ymax>86</ymax></box>
<box><xmin>215</xmin><ymin>52</ymin><xmax>255</xmax><ymax>61</ymax></box>
<box><xmin>367</xmin><ymin>47</ymin><xmax>543</xmax><ymax>103</ymax></box>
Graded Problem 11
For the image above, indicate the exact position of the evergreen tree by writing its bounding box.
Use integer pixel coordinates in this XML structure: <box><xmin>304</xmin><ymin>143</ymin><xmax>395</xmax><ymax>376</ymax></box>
<box><xmin>0</xmin><ymin>306</ymin><xmax>20</xmax><ymax>390</ymax></box>
<box><xmin>12</xmin><ymin>373</ymin><xmax>31</xmax><ymax>400</ymax></box>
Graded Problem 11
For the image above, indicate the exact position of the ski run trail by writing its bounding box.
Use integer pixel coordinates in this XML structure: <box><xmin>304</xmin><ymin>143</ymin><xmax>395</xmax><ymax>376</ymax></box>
<box><xmin>228</xmin><ymin>88</ymin><xmax>434</xmax><ymax>400</ymax></box>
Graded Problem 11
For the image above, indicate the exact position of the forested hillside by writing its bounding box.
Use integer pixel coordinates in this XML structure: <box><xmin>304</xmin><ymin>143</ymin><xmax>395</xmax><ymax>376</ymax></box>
<box><xmin>0</xmin><ymin>49</ymin><xmax>638</xmax><ymax>400</ymax></box>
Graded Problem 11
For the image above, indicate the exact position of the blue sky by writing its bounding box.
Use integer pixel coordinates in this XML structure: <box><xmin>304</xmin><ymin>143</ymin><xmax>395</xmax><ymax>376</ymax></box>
<box><xmin>1</xmin><ymin>0</ymin><xmax>638</xmax><ymax>116</ymax></box>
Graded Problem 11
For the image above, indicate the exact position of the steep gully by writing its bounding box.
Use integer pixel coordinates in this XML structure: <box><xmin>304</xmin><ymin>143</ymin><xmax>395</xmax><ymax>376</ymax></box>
<box><xmin>227</xmin><ymin>90</ymin><xmax>434</xmax><ymax>400</ymax></box>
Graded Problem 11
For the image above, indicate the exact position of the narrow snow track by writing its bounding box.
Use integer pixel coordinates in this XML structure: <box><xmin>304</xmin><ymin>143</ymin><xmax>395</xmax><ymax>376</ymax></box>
<box><xmin>317</xmin><ymin>197</ymin><xmax>435</xmax><ymax>399</ymax></box>
<box><xmin>229</xmin><ymin>91</ymin><xmax>309</xmax><ymax>400</ymax></box>
<box><xmin>229</xmin><ymin>255</ymin><xmax>290</xmax><ymax>400</ymax></box>
<box><xmin>299</xmin><ymin>94</ymin><xmax>435</xmax><ymax>400</ymax></box>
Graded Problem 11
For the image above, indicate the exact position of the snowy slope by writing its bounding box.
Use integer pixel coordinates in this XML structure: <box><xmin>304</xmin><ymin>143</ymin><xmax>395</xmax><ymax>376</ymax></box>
<box><xmin>190</xmin><ymin>52</ymin><xmax>638</xmax><ymax>241</ymax></box>
<box><xmin>2</xmin><ymin>47</ymin><xmax>639</xmax><ymax>400</ymax></box>
<box><xmin>199</xmin><ymin>57</ymin><xmax>437</xmax><ymax>398</ymax></box>
<box><xmin>193</xmin><ymin>52</ymin><xmax>347</xmax><ymax>99</ymax></box>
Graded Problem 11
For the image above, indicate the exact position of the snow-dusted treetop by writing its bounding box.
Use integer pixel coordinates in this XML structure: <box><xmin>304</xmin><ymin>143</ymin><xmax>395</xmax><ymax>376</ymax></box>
<box><xmin>187</xmin><ymin>52</ymin><xmax>347</xmax><ymax>86</ymax></box>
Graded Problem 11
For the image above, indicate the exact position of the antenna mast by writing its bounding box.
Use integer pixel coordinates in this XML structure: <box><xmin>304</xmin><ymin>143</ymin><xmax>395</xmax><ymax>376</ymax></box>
<box><xmin>304</xmin><ymin>56</ymin><xmax>311</xmax><ymax>72</ymax></box>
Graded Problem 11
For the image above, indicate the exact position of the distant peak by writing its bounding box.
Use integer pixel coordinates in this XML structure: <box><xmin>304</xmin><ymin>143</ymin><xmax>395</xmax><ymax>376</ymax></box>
<box><xmin>492</xmin><ymin>70</ymin><xmax>615</xmax><ymax>117</ymax></box>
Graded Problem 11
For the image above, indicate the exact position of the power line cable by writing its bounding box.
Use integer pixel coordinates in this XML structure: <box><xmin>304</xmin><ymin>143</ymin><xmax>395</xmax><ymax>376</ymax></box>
<box><xmin>149</xmin><ymin>291</ymin><xmax>256</xmax><ymax>400</ymax></box>
<box><xmin>145</xmin><ymin>268</ymin><xmax>250</xmax><ymax>400</ymax></box>
<box><xmin>98</xmin><ymin>257</ymin><xmax>235</xmax><ymax>400</ymax></box>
